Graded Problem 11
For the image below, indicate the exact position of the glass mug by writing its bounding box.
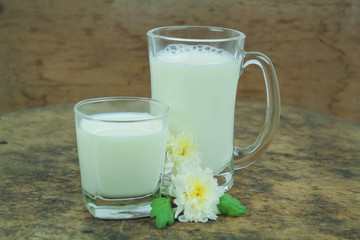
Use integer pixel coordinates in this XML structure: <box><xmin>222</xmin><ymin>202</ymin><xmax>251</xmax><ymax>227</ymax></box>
<box><xmin>147</xmin><ymin>26</ymin><xmax>281</xmax><ymax>190</ymax></box>
<box><xmin>74</xmin><ymin>97</ymin><xmax>169</xmax><ymax>219</ymax></box>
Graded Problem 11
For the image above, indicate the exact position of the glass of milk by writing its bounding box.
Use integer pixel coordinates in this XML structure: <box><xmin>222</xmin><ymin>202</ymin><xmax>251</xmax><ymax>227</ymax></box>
<box><xmin>74</xmin><ymin>97</ymin><xmax>169</xmax><ymax>219</ymax></box>
<box><xmin>148</xmin><ymin>26</ymin><xmax>281</xmax><ymax>191</ymax></box>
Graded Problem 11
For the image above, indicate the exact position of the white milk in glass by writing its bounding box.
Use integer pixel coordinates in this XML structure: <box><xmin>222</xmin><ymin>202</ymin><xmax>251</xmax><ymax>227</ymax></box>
<box><xmin>150</xmin><ymin>44</ymin><xmax>241</xmax><ymax>174</ymax></box>
<box><xmin>76</xmin><ymin>112</ymin><xmax>166</xmax><ymax>198</ymax></box>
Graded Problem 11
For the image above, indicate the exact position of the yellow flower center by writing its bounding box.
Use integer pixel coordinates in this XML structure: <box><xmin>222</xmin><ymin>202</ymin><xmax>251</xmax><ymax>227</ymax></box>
<box><xmin>186</xmin><ymin>182</ymin><xmax>207</xmax><ymax>201</ymax></box>
<box><xmin>179</xmin><ymin>143</ymin><xmax>187</xmax><ymax>156</ymax></box>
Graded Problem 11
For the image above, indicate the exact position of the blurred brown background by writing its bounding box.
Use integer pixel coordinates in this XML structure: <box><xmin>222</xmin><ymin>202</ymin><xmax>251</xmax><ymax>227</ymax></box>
<box><xmin>0</xmin><ymin>0</ymin><xmax>359</xmax><ymax>121</ymax></box>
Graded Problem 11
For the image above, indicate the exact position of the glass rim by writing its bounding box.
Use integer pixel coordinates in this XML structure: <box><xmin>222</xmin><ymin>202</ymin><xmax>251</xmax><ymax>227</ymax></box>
<box><xmin>74</xmin><ymin>96</ymin><xmax>169</xmax><ymax>123</ymax></box>
<box><xmin>147</xmin><ymin>25</ymin><xmax>246</xmax><ymax>43</ymax></box>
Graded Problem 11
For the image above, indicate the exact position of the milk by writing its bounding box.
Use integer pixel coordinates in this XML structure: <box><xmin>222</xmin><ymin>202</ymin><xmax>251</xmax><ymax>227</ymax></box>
<box><xmin>150</xmin><ymin>44</ymin><xmax>241</xmax><ymax>174</ymax></box>
<box><xmin>76</xmin><ymin>112</ymin><xmax>166</xmax><ymax>198</ymax></box>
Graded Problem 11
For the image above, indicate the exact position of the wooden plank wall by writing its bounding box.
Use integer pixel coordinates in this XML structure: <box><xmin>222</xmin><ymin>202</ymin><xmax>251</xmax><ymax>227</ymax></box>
<box><xmin>0</xmin><ymin>0</ymin><xmax>359</xmax><ymax>121</ymax></box>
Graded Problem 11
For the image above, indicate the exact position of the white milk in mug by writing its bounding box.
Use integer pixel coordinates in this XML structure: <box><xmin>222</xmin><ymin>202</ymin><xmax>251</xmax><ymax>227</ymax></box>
<box><xmin>150</xmin><ymin>44</ymin><xmax>241</xmax><ymax>174</ymax></box>
<box><xmin>76</xmin><ymin>112</ymin><xmax>167</xmax><ymax>198</ymax></box>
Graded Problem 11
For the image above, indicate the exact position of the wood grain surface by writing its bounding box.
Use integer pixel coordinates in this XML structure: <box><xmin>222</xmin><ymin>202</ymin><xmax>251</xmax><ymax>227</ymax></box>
<box><xmin>0</xmin><ymin>0</ymin><xmax>359</xmax><ymax>121</ymax></box>
<box><xmin>0</xmin><ymin>102</ymin><xmax>359</xmax><ymax>239</ymax></box>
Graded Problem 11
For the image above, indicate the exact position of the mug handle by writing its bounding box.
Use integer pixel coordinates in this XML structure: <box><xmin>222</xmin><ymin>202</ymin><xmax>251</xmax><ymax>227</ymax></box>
<box><xmin>233</xmin><ymin>51</ymin><xmax>281</xmax><ymax>170</ymax></box>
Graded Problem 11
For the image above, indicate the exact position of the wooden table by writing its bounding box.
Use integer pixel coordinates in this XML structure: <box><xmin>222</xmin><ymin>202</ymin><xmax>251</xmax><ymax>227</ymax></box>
<box><xmin>1</xmin><ymin>101</ymin><xmax>359</xmax><ymax>239</ymax></box>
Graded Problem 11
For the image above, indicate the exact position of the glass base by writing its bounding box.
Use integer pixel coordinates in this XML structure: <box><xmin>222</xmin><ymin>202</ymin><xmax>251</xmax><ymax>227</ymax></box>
<box><xmin>82</xmin><ymin>190</ymin><xmax>159</xmax><ymax>219</ymax></box>
<box><xmin>214</xmin><ymin>159</ymin><xmax>234</xmax><ymax>192</ymax></box>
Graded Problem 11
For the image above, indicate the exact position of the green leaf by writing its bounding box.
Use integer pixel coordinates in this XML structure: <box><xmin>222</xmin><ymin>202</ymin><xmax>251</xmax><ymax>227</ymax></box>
<box><xmin>217</xmin><ymin>193</ymin><xmax>247</xmax><ymax>217</ymax></box>
<box><xmin>150</xmin><ymin>197</ymin><xmax>174</xmax><ymax>229</ymax></box>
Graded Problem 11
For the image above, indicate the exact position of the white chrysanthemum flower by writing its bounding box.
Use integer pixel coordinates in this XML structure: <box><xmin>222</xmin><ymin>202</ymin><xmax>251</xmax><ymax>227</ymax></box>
<box><xmin>169</xmin><ymin>167</ymin><xmax>225</xmax><ymax>223</ymax></box>
<box><xmin>164</xmin><ymin>132</ymin><xmax>201</xmax><ymax>175</ymax></box>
